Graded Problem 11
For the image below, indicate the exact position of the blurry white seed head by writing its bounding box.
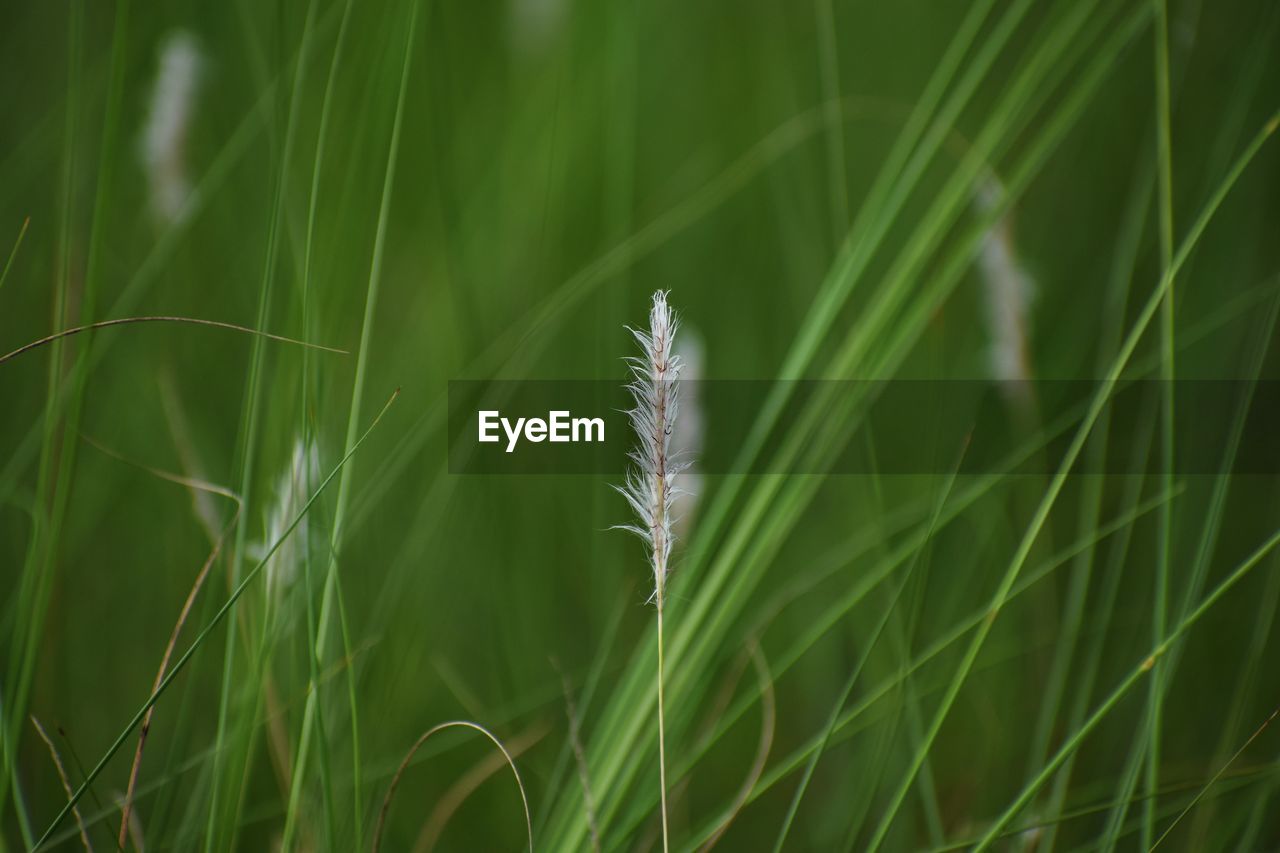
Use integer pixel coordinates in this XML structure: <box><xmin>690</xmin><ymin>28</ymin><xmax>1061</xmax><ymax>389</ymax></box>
<box><xmin>141</xmin><ymin>30</ymin><xmax>203</xmax><ymax>226</ymax></box>
<box><xmin>253</xmin><ymin>438</ymin><xmax>321</xmax><ymax>594</ymax></box>
<box><xmin>975</xmin><ymin>173</ymin><xmax>1035</xmax><ymax>403</ymax></box>
<box><xmin>508</xmin><ymin>0</ymin><xmax>567</xmax><ymax>57</ymax></box>
<box><xmin>671</xmin><ymin>327</ymin><xmax>704</xmax><ymax>542</ymax></box>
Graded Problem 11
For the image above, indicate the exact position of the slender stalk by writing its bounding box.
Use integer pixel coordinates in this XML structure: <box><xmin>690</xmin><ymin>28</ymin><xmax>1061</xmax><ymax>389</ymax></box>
<box><xmin>617</xmin><ymin>291</ymin><xmax>685</xmax><ymax>852</ymax></box>
<box><xmin>1151</xmin><ymin>703</ymin><xmax>1280</xmax><ymax>850</ymax></box>
<box><xmin>0</xmin><ymin>216</ymin><xmax>29</xmax><ymax>292</ymax></box>
<box><xmin>1</xmin><ymin>4</ymin><xmax>83</xmax><ymax>840</ymax></box>
<box><xmin>299</xmin><ymin>0</ymin><xmax>356</xmax><ymax>839</ymax></box>
<box><xmin>30</xmin><ymin>718</ymin><xmax>90</xmax><ymax>852</ymax></box>
<box><xmin>657</xmin><ymin>600</ymin><xmax>670</xmax><ymax>853</ymax></box>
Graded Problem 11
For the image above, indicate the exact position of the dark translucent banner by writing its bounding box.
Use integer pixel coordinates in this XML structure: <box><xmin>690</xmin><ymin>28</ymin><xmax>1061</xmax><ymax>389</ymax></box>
<box><xmin>447</xmin><ymin>380</ymin><xmax>1280</xmax><ymax>475</ymax></box>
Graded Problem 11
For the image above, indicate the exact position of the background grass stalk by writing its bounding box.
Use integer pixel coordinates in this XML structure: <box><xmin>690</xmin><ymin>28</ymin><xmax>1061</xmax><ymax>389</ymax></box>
<box><xmin>1145</xmin><ymin>0</ymin><xmax>1177</xmax><ymax>844</ymax></box>
<box><xmin>205</xmin><ymin>2</ymin><xmax>318</xmax><ymax>843</ymax></box>
<box><xmin>280</xmin><ymin>4</ymin><xmax>419</xmax><ymax>847</ymax></box>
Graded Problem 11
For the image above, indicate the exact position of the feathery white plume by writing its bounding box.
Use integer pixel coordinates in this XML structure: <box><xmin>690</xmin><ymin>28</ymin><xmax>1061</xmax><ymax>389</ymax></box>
<box><xmin>616</xmin><ymin>290</ymin><xmax>687</xmax><ymax>604</ymax></box>
<box><xmin>141</xmin><ymin>30</ymin><xmax>203</xmax><ymax>225</ymax></box>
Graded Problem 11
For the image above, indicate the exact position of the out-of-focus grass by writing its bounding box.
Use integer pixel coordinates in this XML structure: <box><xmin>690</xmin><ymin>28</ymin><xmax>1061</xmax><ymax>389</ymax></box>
<box><xmin>2</xmin><ymin>1</ymin><xmax>1280</xmax><ymax>851</ymax></box>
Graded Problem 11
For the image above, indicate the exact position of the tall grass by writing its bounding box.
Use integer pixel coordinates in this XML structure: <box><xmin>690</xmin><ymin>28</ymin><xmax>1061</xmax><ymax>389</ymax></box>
<box><xmin>2</xmin><ymin>1</ymin><xmax>1279</xmax><ymax>851</ymax></box>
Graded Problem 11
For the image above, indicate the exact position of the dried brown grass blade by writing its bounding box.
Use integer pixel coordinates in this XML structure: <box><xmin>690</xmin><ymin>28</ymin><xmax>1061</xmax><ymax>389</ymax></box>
<box><xmin>31</xmin><ymin>716</ymin><xmax>92</xmax><ymax>852</ymax></box>
<box><xmin>0</xmin><ymin>315</ymin><xmax>346</xmax><ymax>367</ymax></box>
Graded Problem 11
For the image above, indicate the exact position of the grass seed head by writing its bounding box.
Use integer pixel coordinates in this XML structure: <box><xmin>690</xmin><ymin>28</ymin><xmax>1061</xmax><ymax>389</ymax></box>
<box><xmin>616</xmin><ymin>290</ymin><xmax>688</xmax><ymax>603</ymax></box>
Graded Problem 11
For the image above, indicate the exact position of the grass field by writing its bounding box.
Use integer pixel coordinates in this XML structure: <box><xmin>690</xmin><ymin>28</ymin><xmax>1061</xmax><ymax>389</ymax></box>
<box><xmin>3</xmin><ymin>0</ymin><xmax>1280</xmax><ymax>850</ymax></box>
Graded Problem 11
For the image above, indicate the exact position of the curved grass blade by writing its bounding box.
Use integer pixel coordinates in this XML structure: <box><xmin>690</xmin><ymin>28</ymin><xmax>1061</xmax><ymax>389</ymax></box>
<box><xmin>371</xmin><ymin>720</ymin><xmax>533</xmax><ymax>853</ymax></box>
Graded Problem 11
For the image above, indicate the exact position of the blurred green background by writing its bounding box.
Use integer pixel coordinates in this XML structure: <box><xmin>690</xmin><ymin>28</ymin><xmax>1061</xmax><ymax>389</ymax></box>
<box><xmin>3</xmin><ymin>0</ymin><xmax>1280</xmax><ymax>850</ymax></box>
